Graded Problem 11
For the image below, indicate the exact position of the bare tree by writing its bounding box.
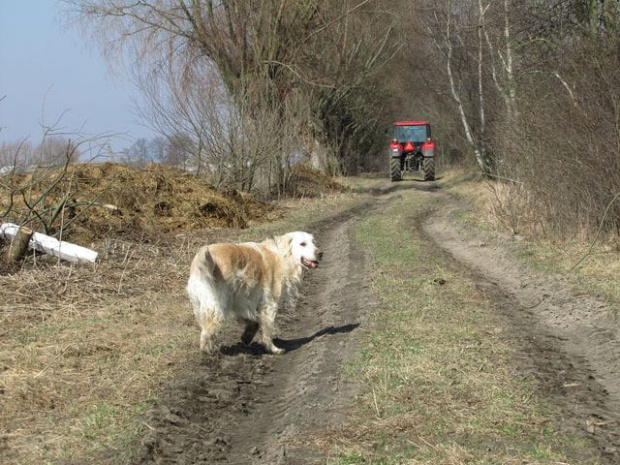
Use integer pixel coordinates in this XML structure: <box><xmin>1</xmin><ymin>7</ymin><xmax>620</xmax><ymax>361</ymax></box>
<box><xmin>163</xmin><ymin>134</ymin><xmax>193</xmax><ymax>169</ymax></box>
<box><xmin>425</xmin><ymin>0</ymin><xmax>494</xmax><ymax>173</ymax></box>
<box><xmin>67</xmin><ymin>0</ymin><xmax>404</xmax><ymax>189</ymax></box>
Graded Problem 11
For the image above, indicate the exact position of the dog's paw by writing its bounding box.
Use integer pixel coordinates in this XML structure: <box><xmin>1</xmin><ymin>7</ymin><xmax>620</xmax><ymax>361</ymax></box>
<box><xmin>200</xmin><ymin>340</ymin><xmax>216</xmax><ymax>355</ymax></box>
<box><xmin>241</xmin><ymin>323</ymin><xmax>259</xmax><ymax>345</ymax></box>
<box><xmin>267</xmin><ymin>345</ymin><xmax>285</xmax><ymax>355</ymax></box>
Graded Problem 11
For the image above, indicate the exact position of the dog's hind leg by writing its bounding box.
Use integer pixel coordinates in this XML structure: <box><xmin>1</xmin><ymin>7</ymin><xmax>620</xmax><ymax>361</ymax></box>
<box><xmin>240</xmin><ymin>319</ymin><xmax>259</xmax><ymax>345</ymax></box>
<box><xmin>198</xmin><ymin>315</ymin><xmax>221</xmax><ymax>354</ymax></box>
<box><xmin>259</xmin><ymin>304</ymin><xmax>284</xmax><ymax>354</ymax></box>
<box><xmin>187</xmin><ymin>266</ymin><xmax>223</xmax><ymax>354</ymax></box>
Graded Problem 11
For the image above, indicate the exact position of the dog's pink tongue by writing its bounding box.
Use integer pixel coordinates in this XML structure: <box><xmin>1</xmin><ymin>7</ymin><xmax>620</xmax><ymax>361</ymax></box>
<box><xmin>303</xmin><ymin>258</ymin><xmax>319</xmax><ymax>269</ymax></box>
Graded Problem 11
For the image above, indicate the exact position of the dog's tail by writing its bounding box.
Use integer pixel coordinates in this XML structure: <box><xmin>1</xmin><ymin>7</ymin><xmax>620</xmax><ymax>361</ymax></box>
<box><xmin>187</xmin><ymin>246</ymin><xmax>220</xmax><ymax>315</ymax></box>
<box><xmin>193</xmin><ymin>246</ymin><xmax>217</xmax><ymax>277</ymax></box>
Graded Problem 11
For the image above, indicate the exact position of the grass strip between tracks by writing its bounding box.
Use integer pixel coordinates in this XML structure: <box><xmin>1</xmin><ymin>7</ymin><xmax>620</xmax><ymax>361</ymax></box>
<box><xmin>317</xmin><ymin>189</ymin><xmax>602</xmax><ymax>465</ymax></box>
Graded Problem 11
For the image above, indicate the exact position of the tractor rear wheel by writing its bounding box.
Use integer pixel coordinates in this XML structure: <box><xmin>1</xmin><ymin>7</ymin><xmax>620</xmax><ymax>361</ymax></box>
<box><xmin>390</xmin><ymin>158</ymin><xmax>402</xmax><ymax>182</ymax></box>
<box><xmin>423</xmin><ymin>157</ymin><xmax>435</xmax><ymax>181</ymax></box>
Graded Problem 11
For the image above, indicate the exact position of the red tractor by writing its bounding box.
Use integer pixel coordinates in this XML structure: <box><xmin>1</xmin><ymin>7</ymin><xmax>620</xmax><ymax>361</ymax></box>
<box><xmin>389</xmin><ymin>121</ymin><xmax>435</xmax><ymax>182</ymax></box>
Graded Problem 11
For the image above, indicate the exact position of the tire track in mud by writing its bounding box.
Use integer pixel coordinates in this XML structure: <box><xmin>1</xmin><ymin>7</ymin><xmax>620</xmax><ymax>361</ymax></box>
<box><xmin>420</xmin><ymin>191</ymin><xmax>620</xmax><ymax>463</ymax></box>
<box><xmin>223</xmin><ymin>213</ymin><xmax>370</xmax><ymax>465</ymax></box>
<box><xmin>132</xmin><ymin>202</ymin><xmax>377</xmax><ymax>465</ymax></box>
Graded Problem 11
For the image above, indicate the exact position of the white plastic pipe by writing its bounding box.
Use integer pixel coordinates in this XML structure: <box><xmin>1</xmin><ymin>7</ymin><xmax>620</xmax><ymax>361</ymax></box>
<box><xmin>0</xmin><ymin>222</ymin><xmax>98</xmax><ymax>264</ymax></box>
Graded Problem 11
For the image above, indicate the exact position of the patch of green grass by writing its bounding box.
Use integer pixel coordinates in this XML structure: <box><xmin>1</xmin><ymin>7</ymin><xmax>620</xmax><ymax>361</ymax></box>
<box><xmin>330</xmin><ymin>448</ymin><xmax>418</xmax><ymax>465</ymax></box>
<box><xmin>331</xmin><ymin>452</ymin><xmax>366</xmax><ymax>464</ymax></box>
<box><xmin>81</xmin><ymin>403</ymin><xmax>126</xmax><ymax>441</ymax></box>
<box><xmin>14</xmin><ymin>316</ymin><xmax>112</xmax><ymax>344</ymax></box>
<box><xmin>72</xmin><ymin>401</ymin><xmax>148</xmax><ymax>463</ymax></box>
<box><xmin>322</xmin><ymin>189</ymin><xmax>603</xmax><ymax>464</ymax></box>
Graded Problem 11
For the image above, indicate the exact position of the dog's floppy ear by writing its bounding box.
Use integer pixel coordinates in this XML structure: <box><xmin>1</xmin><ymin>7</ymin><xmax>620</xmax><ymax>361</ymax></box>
<box><xmin>275</xmin><ymin>233</ymin><xmax>293</xmax><ymax>257</ymax></box>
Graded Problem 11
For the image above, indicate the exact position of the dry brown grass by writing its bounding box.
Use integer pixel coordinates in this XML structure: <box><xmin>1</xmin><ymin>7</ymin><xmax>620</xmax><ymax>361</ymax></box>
<box><xmin>443</xmin><ymin>168</ymin><xmax>620</xmax><ymax>304</ymax></box>
<box><xmin>0</xmin><ymin>225</ymin><xmax>274</xmax><ymax>463</ymax></box>
<box><xmin>279</xmin><ymin>164</ymin><xmax>350</xmax><ymax>198</ymax></box>
<box><xmin>0</xmin><ymin>235</ymin><xmax>197</xmax><ymax>462</ymax></box>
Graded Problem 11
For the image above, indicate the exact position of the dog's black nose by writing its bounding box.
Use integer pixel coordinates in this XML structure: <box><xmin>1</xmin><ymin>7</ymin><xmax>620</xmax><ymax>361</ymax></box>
<box><xmin>317</xmin><ymin>250</ymin><xmax>324</xmax><ymax>260</ymax></box>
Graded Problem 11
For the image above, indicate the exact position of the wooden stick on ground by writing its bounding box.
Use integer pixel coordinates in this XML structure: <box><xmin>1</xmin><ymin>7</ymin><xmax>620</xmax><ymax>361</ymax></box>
<box><xmin>3</xmin><ymin>226</ymin><xmax>33</xmax><ymax>264</ymax></box>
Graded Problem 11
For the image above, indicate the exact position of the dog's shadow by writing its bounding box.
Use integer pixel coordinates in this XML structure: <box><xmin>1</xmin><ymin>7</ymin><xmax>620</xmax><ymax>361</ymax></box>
<box><xmin>220</xmin><ymin>323</ymin><xmax>360</xmax><ymax>356</ymax></box>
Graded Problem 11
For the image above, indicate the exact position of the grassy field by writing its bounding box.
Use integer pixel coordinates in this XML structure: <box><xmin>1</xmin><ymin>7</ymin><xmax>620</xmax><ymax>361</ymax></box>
<box><xmin>311</xmin><ymin>184</ymin><xmax>603</xmax><ymax>464</ymax></box>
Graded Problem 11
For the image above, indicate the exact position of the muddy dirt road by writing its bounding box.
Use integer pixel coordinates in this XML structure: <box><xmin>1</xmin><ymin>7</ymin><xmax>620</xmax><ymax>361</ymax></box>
<box><xmin>424</xmin><ymin>194</ymin><xmax>620</xmax><ymax>461</ymax></box>
<box><xmin>132</xmin><ymin>182</ymin><xmax>620</xmax><ymax>464</ymax></box>
<box><xmin>134</xmin><ymin>203</ymin><xmax>375</xmax><ymax>465</ymax></box>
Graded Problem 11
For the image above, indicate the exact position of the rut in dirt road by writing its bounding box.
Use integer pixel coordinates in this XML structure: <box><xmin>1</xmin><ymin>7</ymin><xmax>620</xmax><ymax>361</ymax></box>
<box><xmin>222</xmin><ymin>214</ymin><xmax>370</xmax><ymax>464</ymax></box>
<box><xmin>422</xmin><ymin>191</ymin><xmax>620</xmax><ymax>463</ymax></box>
<box><xmin>133</xmin><ymin>204</ymin><xmax>375</xmax><ymax>465</ymax></box>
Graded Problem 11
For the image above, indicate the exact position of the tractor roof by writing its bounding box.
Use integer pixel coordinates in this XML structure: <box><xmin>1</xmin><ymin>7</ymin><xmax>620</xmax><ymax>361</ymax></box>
<box><xmin>393</xmin><ymin>121</ymin><xmax>429</xmax><ymax>126</ymax></box>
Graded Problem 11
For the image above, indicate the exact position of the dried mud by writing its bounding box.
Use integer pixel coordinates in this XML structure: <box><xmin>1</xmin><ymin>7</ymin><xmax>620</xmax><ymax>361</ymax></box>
<box><xmin>124</xmin><ymin>181</ymin><xmax>619</xmax><ymax>464</ymax></box>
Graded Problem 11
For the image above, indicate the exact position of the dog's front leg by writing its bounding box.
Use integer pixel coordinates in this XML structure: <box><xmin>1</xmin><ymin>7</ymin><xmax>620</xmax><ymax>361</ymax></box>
<box><xmin>259</xmin><ymin>304</ymin><xmax>284</xmax><ymax>354</ymax></box>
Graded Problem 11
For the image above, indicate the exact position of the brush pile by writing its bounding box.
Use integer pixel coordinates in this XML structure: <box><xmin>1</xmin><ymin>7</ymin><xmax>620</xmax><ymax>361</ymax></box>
<box><xmin>0</xmin><ymin>163</ymin><xmax>276</xmax><ymax>243</ymax></box>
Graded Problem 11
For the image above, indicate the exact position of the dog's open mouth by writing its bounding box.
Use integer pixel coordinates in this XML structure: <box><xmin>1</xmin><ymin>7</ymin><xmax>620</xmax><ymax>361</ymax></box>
<box><xmin>301</xmin><ymin>257</ymin><xmax>320</xmax><ymax>269</ymax></box>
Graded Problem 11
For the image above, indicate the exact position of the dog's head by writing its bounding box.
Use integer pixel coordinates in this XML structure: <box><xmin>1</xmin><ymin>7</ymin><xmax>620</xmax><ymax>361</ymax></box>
<box><xmin>285</xmin><ymin>231</ymin><xmax>323</xmax><ymax>270</ymax></box>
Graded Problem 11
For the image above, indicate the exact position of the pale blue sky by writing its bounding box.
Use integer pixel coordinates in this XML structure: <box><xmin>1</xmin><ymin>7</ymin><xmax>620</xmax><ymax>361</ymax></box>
<box><xmin>0</xmin><ymin>0</ymin><xmax>154</xmax><ymax>152</ymax></box>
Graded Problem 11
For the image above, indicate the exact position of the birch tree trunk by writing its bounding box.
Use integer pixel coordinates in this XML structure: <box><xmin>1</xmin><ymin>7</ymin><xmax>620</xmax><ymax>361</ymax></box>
<box><xmin>483</xmin><ymin>0</ymin><xmax>517</xmax><ymax>121</ymax></box>
<box><xmin>440</xmin><ymin>0</ymin><xmax>487</xmax><ymax>173</ymax></box>
<box><xmin>503</xmin><ymin>0</ymin><xmax>517</xmax><ymax>119</ymax></box>
<box><xmin>477</xmin><ymin>0</ymin><xmax>488</xmax><ymax>167</ymax></box>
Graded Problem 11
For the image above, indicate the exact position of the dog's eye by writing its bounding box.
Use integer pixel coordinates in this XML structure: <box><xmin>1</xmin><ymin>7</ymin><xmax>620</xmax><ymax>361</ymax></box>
<box><xmin>300</xmin><ymin>242</ymin><xmax>307</xmax><ymax>247</ymax></box>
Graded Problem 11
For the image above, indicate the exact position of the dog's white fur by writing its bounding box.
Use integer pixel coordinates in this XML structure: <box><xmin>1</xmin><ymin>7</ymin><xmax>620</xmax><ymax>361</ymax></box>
<box><xmin>187</xmin><ymin>231</ymin><xmax>322</xmax><ymax>354</ymax></box>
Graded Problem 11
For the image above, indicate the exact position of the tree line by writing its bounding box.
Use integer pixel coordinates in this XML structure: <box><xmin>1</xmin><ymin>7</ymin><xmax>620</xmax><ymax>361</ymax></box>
<box><xmin>67</xmin><ymin>0</ymin><xmax>403</xmax><ymax>192</ymax></box>
<box><xmin>0</xmin><ymin>137</ymin><xmax>81</xmax><ymax>171</ymax></box>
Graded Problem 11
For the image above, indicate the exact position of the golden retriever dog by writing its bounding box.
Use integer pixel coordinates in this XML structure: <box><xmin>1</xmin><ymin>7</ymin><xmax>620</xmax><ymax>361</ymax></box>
<box><xmin>187</xmin><ymin>231</ymin><xmax>322</xmax><ymax>354</ymax></box>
